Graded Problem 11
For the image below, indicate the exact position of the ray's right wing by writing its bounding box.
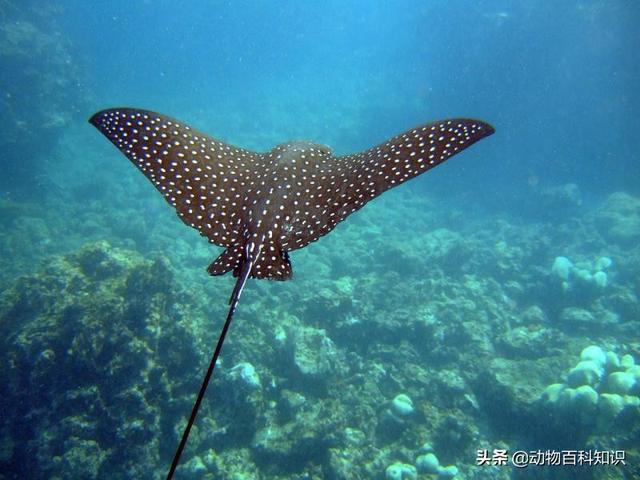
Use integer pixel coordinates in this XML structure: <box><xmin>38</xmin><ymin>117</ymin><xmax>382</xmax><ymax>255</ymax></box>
<box><xmin>90</xmin><ymin>108</ymin><xmax>260</xmax><ymax>248</ymax></box>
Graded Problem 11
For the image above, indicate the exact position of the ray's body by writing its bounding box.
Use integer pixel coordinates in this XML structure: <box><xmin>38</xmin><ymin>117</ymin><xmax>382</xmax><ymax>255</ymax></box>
<box><xmin>90</xmin><ymin>108</ymin><xmax>494</xmax><ymax>477</ymax></box>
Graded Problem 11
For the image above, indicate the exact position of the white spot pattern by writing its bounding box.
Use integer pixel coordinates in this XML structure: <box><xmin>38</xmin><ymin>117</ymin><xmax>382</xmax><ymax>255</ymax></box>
<box><xmin>90</xmin><ymin>109</ymin><xmax>494</xmax><ymax>280</ymax></box>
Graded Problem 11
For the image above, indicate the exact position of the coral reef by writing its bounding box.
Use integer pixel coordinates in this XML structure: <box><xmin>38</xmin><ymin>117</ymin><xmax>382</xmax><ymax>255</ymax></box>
<box><xmin>540</xmin><ymin>346</ymin><xmax>640</xmax><ymax>438</ymax></box>
<box><xmin>1</xmin><ymin>188</ymin><xmax>638</xmax><ymax>479</ymax></box>
<box><xmin>0</xmin><ymin>242</ymin><xmax>202</xmax><ymax>479</ymax></box>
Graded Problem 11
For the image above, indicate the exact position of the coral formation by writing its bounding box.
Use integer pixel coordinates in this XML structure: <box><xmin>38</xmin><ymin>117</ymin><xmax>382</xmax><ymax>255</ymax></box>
<box><xmin>540</xmin><ymin>345</ymin><xmax>640</xmax><ymax>436</ymax></box>
<box><xmin>0</xmin><ymin>242</ymin><xmax>202</xmax><ymax>478</ymax></box>
<box><xmin>593</xmin><ymin>192</ymin><xmax>640</xmax><ymax>247</ymax></box>
<box><xmin>391</xmin><ymin>394</ymin><xmax>415</xmax><ymax>417</ymax></box>
<box><xmin>385</xmin><ymin>462</ymin><xmax>417</xmax><ymax>480</ymax></box>
<box><xmin>229</xmin><ymin>362</ymin><xmax>262</xmax><ymax>389</ymax></box>
<box><xmin>551</xmin><ymin>255</ymin><xmax>613</xmax><ymax>292</ymax></box>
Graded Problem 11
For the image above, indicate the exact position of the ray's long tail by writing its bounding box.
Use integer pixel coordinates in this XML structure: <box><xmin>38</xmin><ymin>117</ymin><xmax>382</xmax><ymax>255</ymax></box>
<box><xmin>166</xmin><ymin>257</ymin><xmax>253</xmax><ymax>479</ymax></box>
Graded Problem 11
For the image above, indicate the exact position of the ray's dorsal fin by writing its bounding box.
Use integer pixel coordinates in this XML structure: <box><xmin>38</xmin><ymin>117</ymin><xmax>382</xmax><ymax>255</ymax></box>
<box><xmin>89</xmin><ymin>108</ymin><xmax>259</xmax><ymax>248</ymax></box>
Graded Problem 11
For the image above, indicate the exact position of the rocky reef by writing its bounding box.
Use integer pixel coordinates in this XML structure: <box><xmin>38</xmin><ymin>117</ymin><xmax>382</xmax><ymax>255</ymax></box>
<box><xmin>0</xmin><ymin>242</ymin><xmax>203</xmax><ymax>478</ymax></box>
<box><xmin>0</xmin><ymin>188</ymin><xmax>639</xmax><ymax>479</ymax></box>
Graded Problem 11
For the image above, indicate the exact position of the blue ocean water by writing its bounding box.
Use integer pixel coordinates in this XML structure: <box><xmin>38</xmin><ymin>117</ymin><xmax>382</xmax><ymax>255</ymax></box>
<box><xmin>0</xmin><ymin>1</ymin><xmax>639</xmax><ymax>479</ymax></box>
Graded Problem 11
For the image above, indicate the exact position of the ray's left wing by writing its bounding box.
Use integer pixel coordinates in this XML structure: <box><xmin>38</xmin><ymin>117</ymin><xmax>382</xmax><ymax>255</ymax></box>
<box><xmin>327</xmin><ymin>119</ymin><xmax>494</xmax><ymax>225</ymax></box>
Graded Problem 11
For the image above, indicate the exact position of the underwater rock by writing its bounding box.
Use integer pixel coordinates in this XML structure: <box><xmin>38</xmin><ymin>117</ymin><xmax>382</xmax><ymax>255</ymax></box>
<box><xmin>0</xmin><ymin>242</ymin><xmax>201</xmax><ymax>478</ymax></box>
<box><xmin>278</xmin><ymin>389</ymin><xmax>307</xmax><ymax>421</ymax></box>
<box><xmin>385</xmin><ymin>462</ymin><xmax>417</xmax><ymax>480</ymax></box>
<box><xmin>419</xmin><ymin>441</ymin><xmax>435</xmax><ymax>453</ymax></box>
<box><xmin>552</xmin><ymin>385</ymin><xmax>599</xmax><ymax>427</ymax></box>
<box><xmin>343</xmin><ymin>427</ymin><xmax>366</xmax><ymax>446</ymax></box>
<box><xmin>182</xmin><ymin>455</ymin><xmax>207</xmax><ymax>478</ymax></box>
<box><xmin>628</xmin><ymin>365</ymin><xmax>640</xmax><ymax>381</ymax></box>
<box><xmin>594</xmin><ymin>256</ymin><xmax>613</xmax><ymax>271</ymax></box>
<box><xmin>228</xmin><ymin>362</ymin><xmax>262</xmax><ymax>389</ymax></box>
<box><xmin>556</xmin><ymin>387</ymin><xmax>578</xmax><ymax>410</ymax></box>
<box><xmin>252</xmin><ymin>397</ymin><xmax>342</xmax><ymax>468</ymax></box>
<box><xmin>75</xmin><ymin>240</ymin><xmax>132</xmax><ymax>279</ymax></box>
<box><xmin>50</xmin><ymin>439</ymin><xmax>106</xmax><ymax>479</ymax></box>
<box><xmin>605</xmin><ymin>289</ymin><xmax>640</xmax><ymax>325</ymax></box>
<box><xmin>302</xmin><ymin>279</ymin><xmax>353</xmax><ymax>322</ymax></box>
<box><xmin>327</xmin><ymin>427</ymin><xmax>373</xmax><ymax>480</ymax></box>
<box><xmin>592</xmin><ymin>270</ymin><xmax>607</xmax><ymax>288</ymax></box>
<box><xmin>621</xmin><ymin>354</ymin><xmax>635</xmax><ymax>369</ymax></box>
<box><xmin>415</xmin><ymin>452</ymin><xmax>440</xmax><ymax>474</ymax></box>
<box><xmin>572</xmin><ymin>268</ymin><xmax>593</xmax><ymax>285</ymax></box>
<box><xmin>437</xmin><ymin>465</ymin><xmax>459</xmax><ymax>479</ymax></box>
<box><xmin>327</xmin><ymin>448</ymin><xmax>360</xmax><ymax>480</ymax></box>
<box><xmin>378</xmin><ymin>392</ymin><xmax>420</xmax><ymax>441</ymax></box>
<box><xmin>288</xmin><ymin>325</ymin><xmax>338</xmax><ymax>382</ymax></box>
<box><xmin>496</xmin><ymin>325</ymin><xmax>558</xmax><ymax>359</ymax></box>
<box><xmin>391</xmin><ymin>394</ymin><xmax>415</xmax><ymax>417</ymax></box>
<box><xmin>594</xmin><ymin>192</ymin><xmax>640</xmax><ymax>247</ymax></box>
<box><xmin>552</xmin><ymin>256</ymin><xmax>573</xmax><ymax>281</ymax></box>
<box><xmin>540</xmin><ymin>383</ymin><xmax>567</xmax><ymax>404</ymax></box>
<box><xmin>433</xmin><ymin>414</ymin><xmax>479</xmax><ymax>459</ymax></box>
<box><xmin>625</xmin><ymin>395</ymin><xmax>640</xmax><ymax>407</ymax></box>
<box><xmin>573</xmin><ymin>385</ymin><xmax>599</xmax><ymax>413</ymax></box>
<box><xmin>559</xmin><ymin>307</ymin><xmax>596</xmax><ymax>328</ymax></box>
<box><xmin>473</xmin><ymin>357</ymin><xmax>550</xmax><ymax>430</ymax></box>
<box><xmin>423</xmin><ymin>453</ymin><xmax>458</xmax><ymax>479</ymax></box>
<box><xmin>334</xmin><ymin>276</ymin><xmax>355</xmax><ymax>296</ymax></box>
<box><xmin>433</xmin><ymin>369</ymin><xmax>468</xmax><ymax>398</ymax></box>
<box><xmin>605</xmin><ymin>371</ymin><xmax>636</xmax><ymax>395</ymax></box>
<box><xmin>520</xmin><ymin>305</ymin><xmax>548</xmax><ymax>324</ymax></box>
<box><xmin>566</xmin><ymin>360</ymin><xmax>603</xmax><ymax>387</ymax></box>
<box><xmin>200</xmin><ymin>447</ymin><xmax>261</xmax><ymax>479</ymax></box>
<box><xmin>418</xmin><ymin>228</ymin><xmax>469</xmax><ymax>274</ymax></box>
<box><xmin>541</xmin><ymin>183</ymin><xmax>583</xmax><ymax>211</ymax></box>
<box><xmin>605</xmin><ymin>351</ymin><xmax>621</xmax><ymax>370</ymax></box>
<box><xmin>598</xmin><ymin>393</ymin><xmax>626</xmax><ymax>422</ymax></box>
<box><xmin>558</xmin><ymin>306</ymin><xmax>620</xmax><ymax>333</ymax></box>
<box><xmin>551</xmin><ymin>254</ymin><xmax>614</xmax><ymax>296</ymax></box>
<box><xmin>593</xmin><ymin>272</ymin><xmax>609</xmax><ymax>288</ymax></box>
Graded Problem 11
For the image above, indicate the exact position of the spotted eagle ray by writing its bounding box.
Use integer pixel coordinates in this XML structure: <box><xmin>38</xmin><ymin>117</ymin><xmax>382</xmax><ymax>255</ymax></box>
<box><xmin>89</xmin><ymin>108</ymin><xmax>494</xmax><ymax>478</ymax></box>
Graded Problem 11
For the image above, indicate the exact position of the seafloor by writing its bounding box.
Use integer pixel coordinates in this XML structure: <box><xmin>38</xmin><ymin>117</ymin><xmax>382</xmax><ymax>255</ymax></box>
<box><xmin>1</xmin><ymin>175</ymin><xmax>639</xmax><ymax>479</ymax></box>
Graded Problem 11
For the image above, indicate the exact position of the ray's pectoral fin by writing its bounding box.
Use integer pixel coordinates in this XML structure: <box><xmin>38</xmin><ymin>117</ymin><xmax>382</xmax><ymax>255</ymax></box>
<box><xmin>89</xmin><ymin>108</ymin><xmax>261</xmax><ymax>249</ymax></box>
<box><xmin>355</xmin><ymin>119</ymin><xmax>494</xmax><ymax>199</ymax></box>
